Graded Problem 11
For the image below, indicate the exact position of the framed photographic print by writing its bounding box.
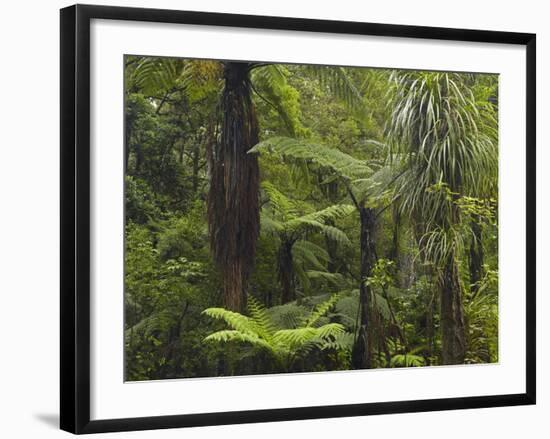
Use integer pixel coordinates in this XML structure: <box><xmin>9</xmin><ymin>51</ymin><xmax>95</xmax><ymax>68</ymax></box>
<box><xmin>60</xmin><ymin>4</ymin><xmax>536</xmax><ymax>434</ymax></box>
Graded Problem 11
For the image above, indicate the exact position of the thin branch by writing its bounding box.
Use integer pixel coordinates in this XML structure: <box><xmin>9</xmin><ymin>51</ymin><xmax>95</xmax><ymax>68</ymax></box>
<box><xmin>344</xmin><ymin>183</ymin><xmax>361</xmax><ymax>210</ymax></box>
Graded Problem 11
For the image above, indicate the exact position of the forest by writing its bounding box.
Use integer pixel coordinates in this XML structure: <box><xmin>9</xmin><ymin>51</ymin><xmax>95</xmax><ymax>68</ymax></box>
<box><xmin>124</xmin><ymin>56</ymin><xmax>499</xmax><ymax>381</ymax></box>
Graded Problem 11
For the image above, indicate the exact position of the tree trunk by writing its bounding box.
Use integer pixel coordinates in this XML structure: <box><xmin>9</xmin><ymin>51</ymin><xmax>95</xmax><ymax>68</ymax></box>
<box><xmin>469</xmin><ymin>215</ymin><xmax>484</xmax><ymax>293</ymax></box>
<box><xmin>325</xmin><ymin>180</ymin><xmax>339</xmax><ymax>272</ymax></box>
<box><xmin>389</xmin><ymin>204</ymin><xmax>400</xmax><ymax>262</ymax></box>
<box><xmin>192</xmin><ymin>141</ymin><xmax>200</xmax><ymax>195</ymax></box>
<box><xmin>325</xmin><ymin>221</ymin><xmax>339</xmax><ymax>273</ymax></box>
<box><xmin>440</xmin><ymin>252</ymin><xmax>466</xmax><ymax>365</ymax></box>
<box><xmin>278</xmin><ymin>239</ymin><xmax>296</xmax><ymax>304</ymax></box>
<box><xmin>426</xmin><ymin>289</ymin><xmax>436</xmax><ymax>365</ymax></box>
<box><xmin>135</xmin><ymin>142</ymin><xmax>143</xmax><ymax>174</ymax></box>
<box><xmin>352</xmin><ymin>206</ymin><xmax>376</xmax><ymax>369</ymax></box>
<box><xmin>125</xmin><ymin>123</ymin><xmax>131</xmax><ymax>173</ymax></box>
<box><xmin>207</xmin><ymin>62</ymin><xmax>260</xmax><ymax>312</ymax></box>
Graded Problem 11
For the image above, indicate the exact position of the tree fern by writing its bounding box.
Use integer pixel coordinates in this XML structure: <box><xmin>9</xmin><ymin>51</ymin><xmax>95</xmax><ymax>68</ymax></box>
<box><xmin>203</xmin><ymin>330</ymin><xmax>273</xmax><ymax>352</ymax></box>
<box><xmin>247</xmin><ymin>295</ymin><xmax>276</xmax><ymax>340</ymax></box>
<box><xmin>202</xmin><ymin>307</ymin><xmax>259</xmax><ymax>337</ymax></box>
<box><xmin>390</xmin><ymin>353</ymin><xmax>425</xmax><ymax>368</ymax></box>
<box><xmin>203</xmin><ymin>294</ymin><xmax>351</xmax><ymax>371</ymax></box>
<box><xmin>302</xmin><ymin>293</ymin><xmax>341</xmax><ymax>327</ymax></box>
<box><xmin>251</xmin><ymin>137</ymin><xmax>371</xmax><ymax>180</ymax></box>
<box><xmin>261</xmin><ymin>181</ymin><xmax>353</xmax><ymax>243</ymax></box>
<box><xmin>260</xmin><ymin>180</ymin><xmax>353</xmax><ymax>300</ymax></box>
<box><xmin>268</xmin><ymin>303</ymin><xmax>309</xmax><ymax>329</ymax></box>
<box><xmin>305</xmin><ymin>270</ymin><xmax>346</xmax><ymax>288</ymax></box>
<box><xmin>292</xmin><ymin>240</ymin><xmax>329</xmax><ymax>272</ymax></box>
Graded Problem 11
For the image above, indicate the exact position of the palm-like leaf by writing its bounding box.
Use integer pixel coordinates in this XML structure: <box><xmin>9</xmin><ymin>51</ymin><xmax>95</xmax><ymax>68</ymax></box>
<box><xmin>387</xmin><ymin>71</ymin><xmax>498</xmax><ymax>265</ymax></box>
<box><xmin>387</xmin><ymin>71</ymin><xmax>497</xmax><ymax>229</ymax></box>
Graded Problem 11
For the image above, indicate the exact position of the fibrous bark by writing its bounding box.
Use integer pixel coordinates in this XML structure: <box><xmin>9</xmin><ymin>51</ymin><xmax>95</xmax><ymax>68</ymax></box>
<box><xmin>208</xmin><ymin>62</ymin><xmax>260</xmax><ymax>312</ymax></box>
<box><xmin>440</xmin><ymin>252</ymin><xmax>466</xmax><ymax>364</ymax></box>
<box><xmin>278</xmin><ymin>238</ymin><xmax>296</xmax><ymax>304</ymax></box>
<box><xmin>469</xmin><ymin>215</ymin><xmax>484</xmax><ymax>293</ymax></box>
<box><xmin>352</xmin><ymin>206</ymin><xmax>377</xmax><ymax>369</ymax></box>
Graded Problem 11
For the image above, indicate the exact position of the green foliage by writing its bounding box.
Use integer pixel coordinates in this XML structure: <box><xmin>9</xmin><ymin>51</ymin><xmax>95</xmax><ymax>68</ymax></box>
<box><xmin>464</xmin><ymin>268</ymin><xmax>499</xmax><ymax>363</ymax></box>
<box><xmin>261</xmin><ymin>181</ymin><xmax>354</xmax><ymax>240</ymax></box>
<box><xmin>390</xmin><ymin>353</ymin><xmax>425</xmax><ymax>368</ymax></box>
<box><xmin>252</xmin><ymin>65</ymin><xmax>309</xmax><ymax>137</ymax></box>
<box><xmin>124</xmin><ymin>57</ymin><xmax>499</xmax><ymax>380</ymax></box>
<box><xmin>387</xmin><ymin>71</ymin><xmax>498</xmax><ymax>229</ymax></box>
<box><xmin>305</xmin><ymin>65</ymin><xmax>364</xmax><ymax>113</ymax></box>
<box><xmin>203</xmin><ymin>295</ymin><xmax>350</xmax><ymax>371</ymax></box>
<box><xmin>252</xmin><ymin>136</ymin><xmax>371</xmax><ymax>180</ymax></box>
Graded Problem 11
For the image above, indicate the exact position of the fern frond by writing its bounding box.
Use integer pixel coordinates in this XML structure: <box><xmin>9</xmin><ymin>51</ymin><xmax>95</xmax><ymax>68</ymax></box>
<box><xmin>204</xmin><ymin>330</ymin><xmax>273</xmax><ymax>352</ymax></box>
<box><xmin>130</xmin><ymin>57</ymin><xmax>181</xmax><ymax>95</ymax></box>
<box><xmin>305</xmin><ymin>271</ymin><xmax>346</xmax><ymax>288</ymax></box>
<box><xmin>267</xmin><ymin>303</ymin><xmax>308</xmax><ymax>329</ymax></box>
<box><xmin>316</xmin><ymin>224</ymin><xmax>352</xmax><ymax>246</ymax></box>
<box><xmin>303</xmin><ymin>293</ymin><xmax>341</xmax><ymax>327</ymax></box>
<box><xmin>372</xmin><ymin>292</ymin><xmax>391</xmax><ymax>320</ymax></box>
<box><xmin>261</xmin><ymin>181</ymin><xmax>298</xmax><ymax>219</ymax></box>
<box><xmin>273</xmin><ymin>327</ymin><xmax>318</xmax><ymax>347</ymax></box>
<box><xmin>273</xmin><ymin>323</ymin><xmax>345</xmax><ymax>354</ymax></box>
<box><xmin>247</xmin><ymin>296</ymin><xmax>276</xmax><ymax>340</ymax></box>
<box><xmin>251</xmin><ymin>137</ymin><xmax>371</xmax><ymax>180</ymax></box>
<box><xmin>130</xmin><ymin>58</ymin><xmax>222</xmax><ymax>98</ymax></box>
<box><xmin>321</xmin><ymin>331</ymin><xmax>355</xmax><ymax>351</ymax></box>
<box><xmin>390</xmin><ymin>353</ymin><xmax>425</xmax><ymax>367</ymax></box>
<box><xmin>316</xmin><ymin>322</ymin><xmax>346</xmax><ymax>338</ymax></box>
<box><xmin>260</xmin><ymin>213</ymin><xmax>285</xmax><ymax>235</ymax></box>
<box><xmin>292</xmin><ymin>240</ymin><xmax>329</xmax><ymax>271</ymax></box>
<box><xmin>299</xmin><ymin>204</ymin><xmax>355</xmax><ymax>224</ymax></box>
<box><xmin>286</xmin><ymin>219</ymin><xmax>350</xmax><ymax>246</ymax></box>
<box><xmin>202</xmin><ymin>308</ymin><xmax>258</xmax><ymax>336</ymax></box>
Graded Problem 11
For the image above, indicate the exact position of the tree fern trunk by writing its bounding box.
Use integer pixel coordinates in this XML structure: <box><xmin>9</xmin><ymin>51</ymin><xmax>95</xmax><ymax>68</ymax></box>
<box><xmin>440</xmin><ymin>252</ymin><xmax>466</xmax><ymax>364</ymax></box>
<box><xmin>208</xmin><ymin>62</ymin><xmax>260</xmax><ymax>312</ymax></box>
<box><xmin>352</xmin><ymin>206</ymin><xmax>376</xmax><ymax>369</ymax></box>
<box><xmin>469</xmin><ymin>215</ymin><xmax>484</xmax><ymax>293</ymax></box>
<box><xmin>325</xmin><ymin>180</ymin><xmax>340</xmax><ymax>272</ymax></box>
<box><xmin>278</xmin><ymin>239</ymin><xmax>295</xmax><ymax>304</ymax></box>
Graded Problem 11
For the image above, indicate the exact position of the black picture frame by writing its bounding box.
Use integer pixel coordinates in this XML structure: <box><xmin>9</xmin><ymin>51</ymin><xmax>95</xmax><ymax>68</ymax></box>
<box><xmin>60</xmin><ymin>4</ymin><xmax>536</xmax><ymax>434</ymax></box>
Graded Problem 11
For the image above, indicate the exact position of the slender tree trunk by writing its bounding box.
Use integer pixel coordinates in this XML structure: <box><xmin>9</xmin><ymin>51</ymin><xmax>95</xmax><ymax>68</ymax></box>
<box><xmin>426</xmin><ymin>289</ymin><xmax>436</xmax><ymax>365</ymax></box>
<box><xmin>192</xmin><ymin>142</ymin><xmax>200</xmax><ymax>195</ymax></box>
<box><xmin>278</xmin><ymin>239</ymin><xmax>296</xmax><ymax>304</ymax></box>
<box><xmin>325</xmin><ymin>180</ymin><xmax>339</xmax><ymax>272</ymax></box>
<box><xmin>125</xmin><ymin>97</ymin><xmax>136</xmax><ymax>173</ymax></box>
<box><xmin>389</xmin><ymin>204</ymin><xmax>400</xmax><ymax>262</ymax></box>
<box><xmin>207</xmin><ymin>62</ymin><xmax>260</xmax><ymax>312</ymax></box>
<box><xmin>352</xmin><ymin>206</ymin><xmax>376</xmax><ymax>369</ymax></box>
<box><xmin>469</xmin><ymin>215</ymin><xmax>484</xmax><ymax>293</ymax></box>
<box><xmin>125</xmin><ymin>125</ymin><xmax>131</xmax><ymax>173</ymax></box>
<box><xmin>325</xmin><ymin>223</ymin><xmax>339</xmax><ymax>273</ymax></box>
<box><xmin>440</xmin><ymin>252</ymin><xmax>466</xmax><ymax>364</ymax></box>
<box><xmin>135</xmin><ymin>142</ymin><xmax>143</xmax><ymax>174</ymax></box>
